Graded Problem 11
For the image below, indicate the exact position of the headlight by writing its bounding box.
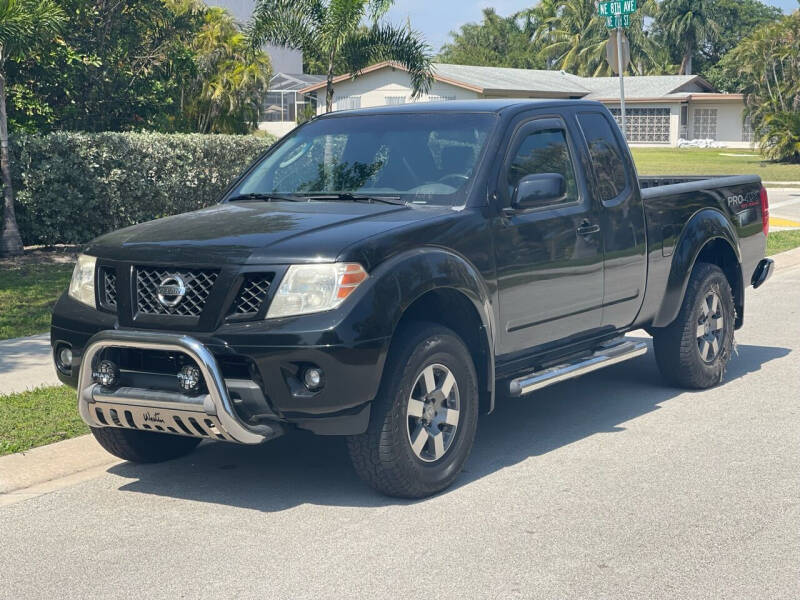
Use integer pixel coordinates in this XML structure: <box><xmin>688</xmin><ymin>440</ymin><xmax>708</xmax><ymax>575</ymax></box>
<box><xmin>267</xmin><ymin>263</ymin><xmax>368</xmax><ymax>318</ymax></box>
<box><xmin>68</xmin><ymin>254</ymin><xmax>97</xmax><ymax>308</ymax></box>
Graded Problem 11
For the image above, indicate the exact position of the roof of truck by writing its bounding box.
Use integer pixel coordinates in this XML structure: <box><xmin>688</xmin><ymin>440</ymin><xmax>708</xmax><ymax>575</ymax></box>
<box><xmin>317</xmin><ymin>98</ymin><xmax>605</xmax><ymax>118</ymax></box>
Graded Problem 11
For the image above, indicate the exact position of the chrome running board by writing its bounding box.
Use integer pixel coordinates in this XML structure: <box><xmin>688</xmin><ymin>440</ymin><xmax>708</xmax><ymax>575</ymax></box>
<box><xmin>508</xmin><ymin>338</ymin><xmax>647</xmax><ymax>397</ymax></box>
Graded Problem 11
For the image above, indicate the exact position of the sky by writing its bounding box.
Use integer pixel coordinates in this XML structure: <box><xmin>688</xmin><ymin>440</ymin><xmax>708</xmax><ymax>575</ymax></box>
<box><xmin>385</xmin><ymin>0</ymin><xmax>799</xmax><ymax>52</ymax></box>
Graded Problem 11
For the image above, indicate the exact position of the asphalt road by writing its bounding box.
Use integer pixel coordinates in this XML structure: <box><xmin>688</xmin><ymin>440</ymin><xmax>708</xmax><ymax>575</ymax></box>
<box><xmin>2</xmin><ymin>266</ymin><xmax>798</xmax><ymax>600</ymax></box>
<box><xmin>769</xmin><ymin>188</ymin><xmax>800</xmax><ymax>226</ymax></box>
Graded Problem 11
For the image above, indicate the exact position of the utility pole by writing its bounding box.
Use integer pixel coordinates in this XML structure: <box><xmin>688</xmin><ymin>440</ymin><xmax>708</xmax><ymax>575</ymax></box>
<box><xmin>600</xmin><ymin>1</ymin><xmax>635</xmax><ymax>139</ymax></box>
<box><xmin>616</xmin><ymin>19</ymin><xmax>626</xmax><ymax>139</ymax></box>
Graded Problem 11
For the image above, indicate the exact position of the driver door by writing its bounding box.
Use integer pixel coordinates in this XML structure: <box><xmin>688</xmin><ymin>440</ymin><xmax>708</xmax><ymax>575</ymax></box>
<box><xmin>492</xmin><ymin>116</ymin><xmax>604</xmax><ymax>357</ymax></box>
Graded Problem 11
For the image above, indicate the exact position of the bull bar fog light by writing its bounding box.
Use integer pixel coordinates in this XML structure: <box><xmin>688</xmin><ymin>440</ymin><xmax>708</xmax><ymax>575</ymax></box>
<box><xmin>177</xmin><ymin>364</ymin><xmax>203</xmax><ymax>395</ymax></box>
<box><xmin>92</xmin><ymin>359</ymin><xmax>119</xmax><ymax>387</ymax></box>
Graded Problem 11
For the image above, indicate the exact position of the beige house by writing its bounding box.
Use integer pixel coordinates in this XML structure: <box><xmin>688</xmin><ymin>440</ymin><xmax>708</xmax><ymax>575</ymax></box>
<box><xmin>299</xmin><ymin>61</ymin><xmax>753</xmax><ymax>148</ymax></box>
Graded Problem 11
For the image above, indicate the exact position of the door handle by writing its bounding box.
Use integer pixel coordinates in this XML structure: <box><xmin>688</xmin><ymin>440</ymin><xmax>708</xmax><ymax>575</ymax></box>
<box><xmin>576</xmin><ymin>221</ymin><xmax>600</xmax><ymax>236</ymax></box>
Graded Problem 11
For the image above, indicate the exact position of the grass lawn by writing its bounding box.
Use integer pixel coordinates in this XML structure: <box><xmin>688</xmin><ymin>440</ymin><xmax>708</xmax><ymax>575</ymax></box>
<box><xmin>0</xmin><ymin>263</ymin><xmax>73</xmax><ymax>340</ymax></box>
<box><xmin>0</xmin><ymin>385</ymin><xmax>87</xmax><ymax>456</ymax></box>
<box><xmin>767</xmin><ymin>230</ymin><xmax>800</xmax><ymax>256</ymax></box>
<box><xmin>631</xmin><ymin>148</ymin><xmax>800</xmax><ymax>182</ymax></box>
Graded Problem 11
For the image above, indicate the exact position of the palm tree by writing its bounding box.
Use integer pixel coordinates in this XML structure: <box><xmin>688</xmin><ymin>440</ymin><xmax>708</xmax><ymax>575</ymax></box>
<box><xmin>187</xmin><ymin>8</ymin><xmax>272</xmax><ymax>133</ymax></box>
<box><xmin>758</xmin><ymin>110</ymin><xmax>800</xmax><ymax>163</ymax></box>
<box><xmin>656</xmin><ymin>0</ymin><xmax>719</xmax><ymax>75</ymax></box>
<box><xmin>0</xmin><ymin>0</ymin><xmax>64</xmax><ymax>257</ymax></box>
<box><xmin>535</xmin><ymin>0</ymin><xmax>609</xmax><ymax>76</ymax></box>
<box><xmin>249</xmin><ymin>0</ymin><xmax>432</xmax><ymax>113</ymax></box>
<box><xmin>534</xmin><ymin>0</ymin><xmax>659</xmax><ymax>76</ymax></box>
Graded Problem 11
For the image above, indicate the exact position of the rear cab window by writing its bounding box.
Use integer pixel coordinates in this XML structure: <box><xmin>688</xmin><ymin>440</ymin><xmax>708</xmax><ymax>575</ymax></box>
<box><xmin>576</xmin><ymin>112</ymin><xmax>629</xmax><ymax>202</ymax></box>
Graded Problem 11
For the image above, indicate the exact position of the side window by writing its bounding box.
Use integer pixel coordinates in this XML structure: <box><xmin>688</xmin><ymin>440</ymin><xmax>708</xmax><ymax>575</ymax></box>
<box><xmin>507</xmin><ymin>128</ymin><xmax>578</xmax><ymax>205</ymax></box>
<box><xmin>577</xmin><ymin>112</ymin><xmax>628</xmax><ymax>202</ymax></box>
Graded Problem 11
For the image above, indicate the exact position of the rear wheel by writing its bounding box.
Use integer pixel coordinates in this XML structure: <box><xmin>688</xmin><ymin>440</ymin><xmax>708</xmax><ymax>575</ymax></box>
<box><xmin>652</xmin><ymin>262</ymin><xmax>735</xmax><ymax>389</ymax></box>
<box><xmin>91</xmin><ymin>427</ymin><xmax>201</xmax><ymax>463</ymax></box>
<box><xmin>346</xmin><ymin>323</ymin><xmax>479</xmax><ymax>498</ymax></box>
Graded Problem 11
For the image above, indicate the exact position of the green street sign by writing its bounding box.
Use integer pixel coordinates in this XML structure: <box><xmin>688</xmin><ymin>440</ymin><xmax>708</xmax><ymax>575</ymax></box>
<box><xmin>598</xmin><ymin>0</ymin><xmax>637</xmax><ymax>17</ymax></box>
<box><xmin>605</xmin><ymin>13</ymin><xmax>631</xmax><ymax>28</ymax></box>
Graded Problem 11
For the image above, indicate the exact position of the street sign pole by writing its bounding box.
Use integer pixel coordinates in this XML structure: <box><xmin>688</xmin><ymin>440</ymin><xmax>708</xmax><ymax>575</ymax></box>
<box><xmin>616</xmin><ymin>18</ymin><xmax>626</xmax><ymax>139</ymax></box>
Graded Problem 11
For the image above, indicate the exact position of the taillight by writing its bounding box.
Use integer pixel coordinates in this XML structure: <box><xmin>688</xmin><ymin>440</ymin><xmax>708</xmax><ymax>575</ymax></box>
<box><xmin>760</xmin><ymin>186</ymin><xmax>769</xmax><ymax>236</ymax></box>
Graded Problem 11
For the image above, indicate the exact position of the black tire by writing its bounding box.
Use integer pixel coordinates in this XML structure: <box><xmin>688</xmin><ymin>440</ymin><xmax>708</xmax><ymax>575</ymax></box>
<box><xmin>346</xmin><ymin>322</ymin><xmax>479</xmax><ymax>498</ymax></box>
<box><xmin>91</xmin><ymin>427</ymin><xmax>201</xmax><ymax>463</ymax></box>
<box><xmin>652</xmin><ymin>262</ymin><xmax>735</xmax><ymax>389</ymax></box>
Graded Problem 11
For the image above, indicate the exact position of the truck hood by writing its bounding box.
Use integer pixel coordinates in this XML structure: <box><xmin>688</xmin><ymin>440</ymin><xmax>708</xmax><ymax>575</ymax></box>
<box><xmin>84</xmin><ymin>200</ymin><xmax>448</xmax><ymax>265</ymax></box>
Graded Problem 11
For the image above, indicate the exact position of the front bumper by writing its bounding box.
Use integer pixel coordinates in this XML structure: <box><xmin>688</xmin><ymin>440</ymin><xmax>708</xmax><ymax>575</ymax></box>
<box><xmin>54</xmin><ymin>294</ymin><xmax>388</xmax><ymax>436</ymax></box>
<box><xmin>77</xmin><ymin>330</ymin><xmax>280</xmax><ymax>444</ymax></box>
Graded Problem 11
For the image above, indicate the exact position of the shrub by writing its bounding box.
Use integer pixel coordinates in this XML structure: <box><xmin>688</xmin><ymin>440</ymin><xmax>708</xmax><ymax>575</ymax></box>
<box><xmin>10</xmin><ymin>131</ymin><xmax>276</xmax><ymax>246</ymax></box>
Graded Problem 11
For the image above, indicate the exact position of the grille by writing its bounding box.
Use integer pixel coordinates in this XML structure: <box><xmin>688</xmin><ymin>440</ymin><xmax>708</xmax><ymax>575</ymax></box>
<box><xmin>232</xmin><ymin>275</ymin><xmax>273</xmax><ymax>316</ymax></box>
<box><xmin>100</xmin><ymin>268</ymin><xmax>117</xmax><ymax>310</ymax></box>
<box><xmin>136</xmin><ymin>267</ymin><xmax>218</xmax><ymax>317</ymax></box>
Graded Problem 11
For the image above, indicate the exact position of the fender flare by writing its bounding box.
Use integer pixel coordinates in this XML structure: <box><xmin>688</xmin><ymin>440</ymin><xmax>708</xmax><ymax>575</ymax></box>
<box><xmin>345</xmin><ymin>247</ymin><xmax>496</xmax><ymax>412</ymax></box>
<box><xmin>652</xmin><ymin>208</ymin><xmax>742</xmax><ymax>328</ymax></box>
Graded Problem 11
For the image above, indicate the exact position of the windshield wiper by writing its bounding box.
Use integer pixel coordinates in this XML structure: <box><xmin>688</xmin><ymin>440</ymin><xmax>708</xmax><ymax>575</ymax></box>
<box><xmin>227</xmin><ymin>192</ymin><xmax>303</xmax><ymax>203</ymax></box>
<box><xmin>303</xmin><ymin>192</ymin><xmax>406</xmax><ymax>206</ymax></box>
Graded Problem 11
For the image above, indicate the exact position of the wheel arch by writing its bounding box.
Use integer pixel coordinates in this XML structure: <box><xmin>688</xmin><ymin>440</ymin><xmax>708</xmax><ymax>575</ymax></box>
<box><xmin>363</xmin><ymin>247</ymin><xmax>496</xmax><ymax>414</ymax></box>
<box><xmin>653</xmin><ymin>209</ymin><xmax>743</xmax><ymax>328</ymax></box>
<box><xmin>394</xmin><ymin>287</ymin><xmax>494</xmax><ymax>414</ymax></box>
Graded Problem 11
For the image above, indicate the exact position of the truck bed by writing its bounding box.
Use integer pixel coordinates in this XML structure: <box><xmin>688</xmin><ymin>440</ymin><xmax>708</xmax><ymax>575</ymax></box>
<box><xmin>635</xmin><ymin>173</ymin><xmax>766</xmax><ymax>330</ymax></box>
<box><xmin>638</xmin><ymin>174</ymin><xmax>761</xmax><ymax>190</ymax></box>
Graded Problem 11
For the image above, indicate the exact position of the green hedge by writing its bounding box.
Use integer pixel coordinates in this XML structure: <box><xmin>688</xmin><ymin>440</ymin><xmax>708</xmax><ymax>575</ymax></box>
<box><xmin>10</xmin><ymin>132</ymin><xmax>276</xmax><ymax>246</ymax></box>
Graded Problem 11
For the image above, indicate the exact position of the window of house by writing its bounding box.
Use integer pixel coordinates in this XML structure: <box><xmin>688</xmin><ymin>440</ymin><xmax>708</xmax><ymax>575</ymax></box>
<box><xmin>742</xmin><ymin>114</ymin><xmax>755</xmax><ymax>143</ymax></box>
<box><xmin>334</xmin><ymin>96</ymin><xmax>361</xmax><ymax>111</ymax></box>
<box><xmin>384</xmin><ymin>96</ymin><xmax>406</xmax><ymax>105</ymax></box>
<box><xmin>692</xmin><ymin>108</ymin><xmax>718</xmax><ymax>139</ymax></box>
<box><xmin>680</xmin><ymin>104</ymin><xmax>689</xmax><ymax>138</ymax></box>
<box><xmin>507</xmin><ymin>128</ymin><xmax>578</xmax><ymax>205</ymax></box>
<box><xmin>577</xmin><ymin>113</ymin><xmax>628</xmax><ymax>202</ymax></box>
<box><xmin>427</xmin><ymin>95</ymin><xmax>456</xmax><ymax>102</ymax></box>
<box><xmin>608</xmin><ymin>107</ymin><xmax>671</xmax><ymax>143</ymax></box>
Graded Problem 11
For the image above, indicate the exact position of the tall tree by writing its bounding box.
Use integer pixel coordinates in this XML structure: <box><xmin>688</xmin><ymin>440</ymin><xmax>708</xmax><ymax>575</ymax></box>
<box><xmin>249</xmin><ymin>0</ymin><xmax>432</xmax><ymax>113</ymax></box>
<box><xmin>532</xmin><ymin>0</ymin><xmax>658</xmax><ymax>76</ymax></box>
<box><xmin>655</xmin><ymin>0</ymin><xmax>719</xmax><ymax>75</ymax></box>
<box><xmin>0</xmin><ymin>0</ymin><xmax>64</xmax><ymax>257</ymax></box>
<box><xmin>536</xmin><ymin>0</ymin><xmax>608</xmax><ymax>75</ymax></box>
<box><xmin>714</xmin><ymin>11</ymin><xmax>800</xmax><ymax>162</ymax></box>
<box><xmin>694</xmin><ymin>0</ymin><xmax>781</xmax><ymax>75</ymax></box>
<box><xmin>5</xmin><ymin>0</ymin><xmax>205</xmax><ymax>133</ymax></box>
<box><xmin>185</xmin><ymin>8</ymin><xmax>271</xmax><ymax>133</ymax></box>
<box><xmin>438</xmin><ymin>8</ymin><xmax>543</xmax><ymax>69</ymax></box>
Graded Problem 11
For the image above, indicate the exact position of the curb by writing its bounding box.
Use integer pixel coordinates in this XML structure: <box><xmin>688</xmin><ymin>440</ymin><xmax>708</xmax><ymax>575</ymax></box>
<box><xmin>0</xmin><ymin>434</ymin><xmax>121</xmax><ymax>507</ymax></box>
<box><xmin>771</xmin><ymin>246</ymin><xmax>800</xmax><ymax>272</ymax></box>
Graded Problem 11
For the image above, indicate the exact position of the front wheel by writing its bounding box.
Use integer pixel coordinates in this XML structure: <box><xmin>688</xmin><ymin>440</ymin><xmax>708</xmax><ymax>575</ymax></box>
<box><xmin>652</xmin><ymin>262</ymin><xmax>735</xmax><ymax>389</ymax></box>
<box><xmin>346</xmin><ymin>323</ymin><xmax>479</xmax><ymax>498</ymax></box>
<box><xmin>91</xmin><ymin>427</ymin><xmax>201</xmax><ymax>463</ymax></box>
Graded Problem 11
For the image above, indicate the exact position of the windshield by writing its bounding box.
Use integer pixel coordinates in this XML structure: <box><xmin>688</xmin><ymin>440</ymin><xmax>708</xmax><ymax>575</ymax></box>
<box><xmin>232</xmin><ymin>112</ymin><xmax>497</xmax><ymax>206</ymax></box>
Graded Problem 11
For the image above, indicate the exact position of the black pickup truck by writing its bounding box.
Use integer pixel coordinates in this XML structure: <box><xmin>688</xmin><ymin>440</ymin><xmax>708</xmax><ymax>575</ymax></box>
<box><xmin>51</xmin><ymin>100</ymin><xmax>773</xmax><ymax>497</ymax></box>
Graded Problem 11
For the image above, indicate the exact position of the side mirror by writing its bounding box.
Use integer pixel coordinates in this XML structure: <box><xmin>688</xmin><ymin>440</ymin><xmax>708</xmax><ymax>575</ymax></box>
<box><xmin>512</xmin><ymin>173</ymin><xmax>566</xmax><ymax>209</ymax></box>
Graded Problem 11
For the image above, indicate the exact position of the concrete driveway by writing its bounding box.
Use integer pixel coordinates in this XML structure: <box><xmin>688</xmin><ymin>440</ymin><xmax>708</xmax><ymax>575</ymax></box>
<box><xmin>1</xmin><ymin>265</ymin><xmax>798</xmax><ymax>599</ymax></box>
<box><xmin>0</xmin><ymin>334</ymin><xmax>60</xmax><ymax>394</ymax></box>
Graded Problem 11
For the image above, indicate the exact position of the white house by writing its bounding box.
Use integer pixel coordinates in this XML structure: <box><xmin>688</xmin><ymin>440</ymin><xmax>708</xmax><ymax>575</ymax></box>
<box><xmin>299</xmin><ymin>62</ymin><xmax>754</xmax><ymax>148</ymax></box>
<box><xmin>259</xmin><ymin>72</ymin><xmax>325</xmax><ymax>137</ymax></box>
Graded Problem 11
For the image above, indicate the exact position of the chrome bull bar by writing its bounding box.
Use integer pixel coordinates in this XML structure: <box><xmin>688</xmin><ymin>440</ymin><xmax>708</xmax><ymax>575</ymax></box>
<box><xmin>78</xmin><ymin>330</ymin><xmax>277</xmax><ymax>444</ymax></box>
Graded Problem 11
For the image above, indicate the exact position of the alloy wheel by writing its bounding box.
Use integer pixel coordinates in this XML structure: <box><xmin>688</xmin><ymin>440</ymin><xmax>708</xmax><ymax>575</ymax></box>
<box><xmin>696</xmin><ymin>290</ymin><xmax>725</xmax><ymax>363</ymax></box>
<box><xmin>405</xmin><ymin>363</ymin><xmax>460</xmax><ymax>463</ymax></box>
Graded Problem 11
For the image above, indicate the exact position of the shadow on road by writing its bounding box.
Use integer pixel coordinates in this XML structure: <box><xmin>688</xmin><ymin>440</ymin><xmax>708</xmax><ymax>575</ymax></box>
<box><xmin>107</xmin><ymin>339</ymin><xmax>790</xmax><ymax>511</ymax></box>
